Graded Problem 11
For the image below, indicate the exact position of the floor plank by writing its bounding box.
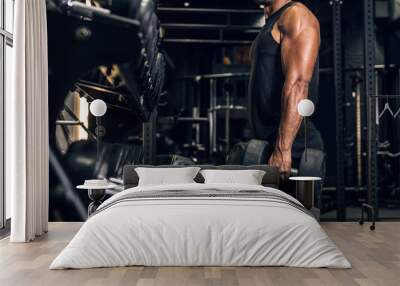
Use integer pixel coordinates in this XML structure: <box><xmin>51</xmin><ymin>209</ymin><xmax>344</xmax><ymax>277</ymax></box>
<box><xmin>0</xmin><ymin>222</ymin><xmax>398</xmax><ymax>286</ymax></box>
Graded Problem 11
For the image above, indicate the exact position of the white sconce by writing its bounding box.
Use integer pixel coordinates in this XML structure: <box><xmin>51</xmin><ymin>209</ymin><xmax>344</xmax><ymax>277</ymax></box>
<box><xmin>89</xmin><ymin>99</ymin><xmax>107</xmax><ymax>162</ymax></box>
<box><xmin>90</xmin><ymin>99</ymin><xmax>107</xmax><ymax>117</ymax></box>
<box><xmin>297</xmin><ymin>99</ymin><xmax>315</xmax><ymax>161</ymax></box>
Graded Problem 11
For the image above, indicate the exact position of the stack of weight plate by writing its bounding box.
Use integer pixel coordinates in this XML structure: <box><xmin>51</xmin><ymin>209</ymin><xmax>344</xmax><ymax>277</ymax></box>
<box><xmin>55</xmin><ymin>0</ymin><xmax>166</xmax><ymax>120</ymax></box>
<box><xmin>133</xmin><ymin>0</ymin><xmax>166</xmax><ymax>114</ymax></box>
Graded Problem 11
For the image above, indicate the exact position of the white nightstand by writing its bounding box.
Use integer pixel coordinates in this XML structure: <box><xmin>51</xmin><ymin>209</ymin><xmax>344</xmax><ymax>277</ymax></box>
<box><xmin>289</xmin><ymin>176</ymin><xmax>322</xmax><ymax>220</ymax></box>
<box><xmin>77</xmin><ymin>182</ymin><xmax>115</xmax><ymax>216</ymax></box>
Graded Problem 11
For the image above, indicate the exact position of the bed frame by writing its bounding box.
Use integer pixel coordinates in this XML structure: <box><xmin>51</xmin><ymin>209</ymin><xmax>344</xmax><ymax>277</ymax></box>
<box><xmin>122</xmin><ymin>165</ymin><xmax>280</xmax><ymax>189</ymax></box>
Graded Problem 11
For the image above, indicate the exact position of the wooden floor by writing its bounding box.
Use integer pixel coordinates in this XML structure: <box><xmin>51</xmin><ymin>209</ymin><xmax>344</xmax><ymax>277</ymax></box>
<box><xmin>0</xmin><ymin>222</ymin><xmax>398</xmax><ymax>286</ymax></box>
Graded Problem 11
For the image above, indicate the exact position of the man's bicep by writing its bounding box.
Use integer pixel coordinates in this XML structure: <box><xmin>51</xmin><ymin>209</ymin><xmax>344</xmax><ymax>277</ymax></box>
<box><xmin>281</xmin><ymin>27</ymin><xmax>320</xmax><ymax>84</ymax></box>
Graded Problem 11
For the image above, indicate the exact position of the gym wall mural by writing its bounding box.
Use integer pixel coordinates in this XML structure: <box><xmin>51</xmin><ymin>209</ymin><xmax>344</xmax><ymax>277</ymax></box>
<box><xmin>47</xmin><ymin>0</ymin><xmax>400</xmax><ymax>222</ymax></box>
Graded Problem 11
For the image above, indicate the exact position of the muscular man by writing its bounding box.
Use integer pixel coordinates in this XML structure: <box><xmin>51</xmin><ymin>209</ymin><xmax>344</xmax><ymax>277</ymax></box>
<box><xmin>249</xmin><ymin>0</ymin><xmax>323</xmax><ymax>180</ymax></box>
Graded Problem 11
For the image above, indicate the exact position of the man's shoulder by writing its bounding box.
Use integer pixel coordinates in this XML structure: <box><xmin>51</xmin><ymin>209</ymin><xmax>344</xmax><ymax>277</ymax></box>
<box><xmin>279</xmin><ymin>3</ymin><xmax>320</xmax><ymax>35</ymax></box>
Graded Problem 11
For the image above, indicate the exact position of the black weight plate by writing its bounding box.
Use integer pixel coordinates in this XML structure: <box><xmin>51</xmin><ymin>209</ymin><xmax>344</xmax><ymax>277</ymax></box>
<box><xmin>145</xmin><ymin>29</ymin><xmax>159</xmax><ymax>65</ymax></box>
<box><xmin>147</xmin><ymin>53</ymin><xmax>165</xmax><ymax>107</ymax></box>
<box><xmin>139</xmin><ymin>48</ymin><xmax>159</xmax><ymax>91</ymax></box>
<box><xmin>143</xmin><ymin>53</ymin><xmax>165</xmax><ymax>110</ymax></box>
<box><xmin>136</xmin><ymin>15</ymin><xmax>158</xmax><ymax>66</ymax></box>
<box><xmin>137</xmin><ymin>39</ymin><xmax>158</xmax><ymax>80</ymax></box>
<box><xmin>137</xmin><ymin>1</ymin><xmax>155</xmax><ymax>32</ymax></box>
<box><xmin>139</xmin><ymin>30</ymin><xmax>158</xmax><ymax>75</ymax></box>
<box><xmin>298</xmin><ymin>148</ymin><xmax>326</xmax><ymax>178</ymax></box>
<box><xmin>138</xmin><ymin>33</ymin><xmax>158</xmax><ymax>81</ymax></box>
<box><xmin>243</xmin><ymin>139</ymin><xmax>270</xmax><ymax>165</ymax></box>
<box><xmin>143</xmin><ymin>52</ymin><xmax>161</xmax><ymax>91</ymax></box>
<box><xmin>132</xmin><ymin>0</ymin><xmax>154</xmax><ymax>20</ymax></box>
<box><xmin>226</xmin><ymin>142</ymin><xmax>248</xmax><ymax>165</ymax></box>
<box><xmin>144</xmin><ymin>14</ymin><xmax>158</xmax><ymax>43</ymax></box>
<box><xmin>153</xmin><ymin>55</ymin><xmax>166</xmax><ymax>100</ymax></box>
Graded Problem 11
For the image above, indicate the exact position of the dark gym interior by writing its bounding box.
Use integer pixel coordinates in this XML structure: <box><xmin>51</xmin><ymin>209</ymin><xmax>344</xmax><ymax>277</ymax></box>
<box><xmin>45</xmin><ymin>0</ymin><xmax>400</xmax><ymax>222</ymax></box>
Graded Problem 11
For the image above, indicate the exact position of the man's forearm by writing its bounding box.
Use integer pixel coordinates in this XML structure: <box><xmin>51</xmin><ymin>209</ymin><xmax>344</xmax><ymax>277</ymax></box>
<box><xmin>275</xmin><ymin>80</ymin><xmax>309</xmax><ymax>152</ymax></box>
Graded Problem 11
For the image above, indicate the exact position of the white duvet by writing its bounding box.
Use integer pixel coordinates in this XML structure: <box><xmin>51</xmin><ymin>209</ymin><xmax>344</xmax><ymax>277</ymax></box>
<box><xmin>50</xmin><ymin>183</ymin><xmax>351</xmax><ymax>269</ymax></box>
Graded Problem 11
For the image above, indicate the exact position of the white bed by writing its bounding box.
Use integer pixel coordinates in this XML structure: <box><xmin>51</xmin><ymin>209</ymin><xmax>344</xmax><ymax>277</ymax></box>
<box><xmin>50</xmin><ymin>183</ymin><xmax>351</xmax><ymax>269</ymax></box>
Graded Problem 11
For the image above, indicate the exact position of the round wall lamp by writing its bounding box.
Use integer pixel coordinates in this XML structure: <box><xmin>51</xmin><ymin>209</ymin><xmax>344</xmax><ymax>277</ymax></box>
<box><xmin>297</xmin><ymin>99</ymin><xmax>315</xmax><ymax>117</ymax></box>
<box><xmin>297</xmin><ymin>99</ymin><xmax>315</xmax><ymax>161</ymax></box>
<box><xmin>89</xmin><ymin>99</ymin><xmax>107</xmax><ymax>163</ymax></box>
<box><xmin>90</xmin><ymin>99</ymin><xmax>107</xmax><ymax>117</ymax></box>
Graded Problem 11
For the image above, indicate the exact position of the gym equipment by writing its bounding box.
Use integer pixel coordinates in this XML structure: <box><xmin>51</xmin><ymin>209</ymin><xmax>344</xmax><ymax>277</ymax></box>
<box><xmin>49</xmin><ymin>147</ymin><xmax>88</xmax><ymax>221</ymax></box>
<box><xmin>227</xmin><ymin>140</ymin><xmax>325</xmax><ymax>180</ymax></box>
<box><xmin>139</xmin><ymin>15</ymin><xmax>159</xmax><ymax>65</ymax></box>
<box><xmin>359</xmin><ymin>203</ymin><xmax>376</xmax><ymax>231</ymax></box>
<box><xmin>351</xmin><ymin>74</ymin><xmax>363</xmax><ymax>187</ymax></box>
<box><xmin>175</xmin><ymin>72</ymin><xmax>249</xmax><ymax>160</ymax></box>
<box><xmin>48</xmin><ymin>0</ymin><xmax>164</xmax><ymax>129</ymax></box>
<box><xmin>242</xmin><ymin>139</ymin><xmax>270</xmax><ymax>166</ymax></box>
<box><xmin>207</xmin><ymin>73</ymin><xmax>248</xmax><ymax>155</ymax></box>
<box><xmin>226</xmin><ymin>139</ymin><xmax>268</xmax><ymax>165</ymax></box>
<box><xmin>135</xmin><ymin>0</ymin><xmax>155</xmax><ymax>32</ymax></box>
<box><xmin>298</xmin><ymin>148</ymin><xmax>326</xmax><ymax>179</ymax></box>
<box><xmin>139</xmin><ymin>26</ymin><xmax>159</xmax><ymax>78</ymax></box>
<box><xmin>227</xmin><ymin>140</ymin><xmax>325</xmax><ymax>211</ymax></box>
<box><xmin>65</xmin><ymin>141</ymin><xmax>144</xmax><ymax>181</ymax></box>
<box><xmin>227</xmin><ymin>139</ymin><xmax>269</xmax><ymax>165</ymax></box>
<box><xmin>226</xmin><ymin>142</ymin><xmax>248</xmax><ymax>165</ymax></box>
<box><xmin>155</xmin><ymin>155</ymin><xmax>195</xmax><ymax>166</ymax></box>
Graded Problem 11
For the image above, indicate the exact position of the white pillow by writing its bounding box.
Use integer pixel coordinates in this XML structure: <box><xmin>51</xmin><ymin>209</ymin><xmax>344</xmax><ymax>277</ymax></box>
<box><xmin>200</xmin><ymin>169</ymin><xmax>266</xmax><ymax>185</ymax></box>
<box><xmin>135</xmin><ymin>167</ymin><xmax>201</xmax><ymax>186</ymax></box>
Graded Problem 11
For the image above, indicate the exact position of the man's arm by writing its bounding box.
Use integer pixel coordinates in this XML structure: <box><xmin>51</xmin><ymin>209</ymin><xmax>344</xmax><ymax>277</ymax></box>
<box><xmin>268</xmin><ymin>5</ymin><xmax>320</xmax><ymax>179</ymax></box>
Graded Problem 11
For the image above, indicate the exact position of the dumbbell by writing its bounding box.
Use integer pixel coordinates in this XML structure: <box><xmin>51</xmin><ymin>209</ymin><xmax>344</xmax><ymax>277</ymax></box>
<box><xmin>226</xmin><ymin>139</ymin><xmax>269</xmax><ymax>165</ymax></box>
<box><xmin>227</xmin><ymin>139</ymin><xmax>325</xmax><ymax>179</ymax></box>
<box><xmin>227</xmin><ymin>139</ymin><xmax>325</xmax><ymax>211</ymax></box>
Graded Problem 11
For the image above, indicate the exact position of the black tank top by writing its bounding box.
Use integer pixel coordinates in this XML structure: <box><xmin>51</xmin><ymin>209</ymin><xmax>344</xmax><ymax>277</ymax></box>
<box><xmin>248</xmin><ymin>2</ymin><xmax>319</xmax><ymax>139</ymax></box>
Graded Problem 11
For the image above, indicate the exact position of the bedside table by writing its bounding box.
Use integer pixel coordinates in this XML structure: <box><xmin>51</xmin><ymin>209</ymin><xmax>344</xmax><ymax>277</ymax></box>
<box><xmin>289</xmin><ymin>176</ymin><xmax>322</xmax><ymax>220</ymax></box>
<box><xmin>77</xmin><ymin>185</ymin><xmax>109</xmax><ymax>216</ymax></box>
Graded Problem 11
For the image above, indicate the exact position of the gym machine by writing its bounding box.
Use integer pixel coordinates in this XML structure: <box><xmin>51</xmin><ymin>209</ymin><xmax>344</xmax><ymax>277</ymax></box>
<box><xmin>164</xmin><ymin>70</ymin><xmax>326</xmax><ymax>210</ymax></box>
<box><xmin>48</xmin><ymin>0</ymin><xmax>165</xmax><ymax>121</ymax></box>
<box><xmin>157</xmin><ymin>72</ymin><xmax>249</xmax><ymax>164</ymax></box>
<box><xmin>204</xmin><ymin>73</ymin><xmax>249</xmax><ymax>156</ymax></box>
<box><xmin>47</xmin><ymin>0</ymin><xmax>166</xmax><ymax>220</ymax></box>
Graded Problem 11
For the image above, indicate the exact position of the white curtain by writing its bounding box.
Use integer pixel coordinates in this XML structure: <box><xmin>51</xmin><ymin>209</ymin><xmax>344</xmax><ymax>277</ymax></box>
<box><xmin>7</xmin><ymin>0</ymin><xmax>49</xmax><ymax>242</ymax></box>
